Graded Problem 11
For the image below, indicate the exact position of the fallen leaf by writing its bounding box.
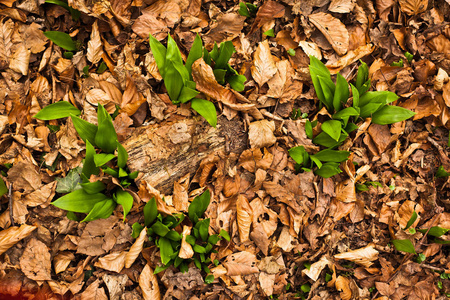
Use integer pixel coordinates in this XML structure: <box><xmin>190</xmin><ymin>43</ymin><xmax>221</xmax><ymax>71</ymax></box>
<box><xmin>94</xmin><ymin>251</ymin><xmax>127</xmax><ymax>273</ymax></box>
<box><xmin>125</xmin><ymin>225</ymin><xmax>147</xmax><ymax>268</ymax></box>
<box><xmin>302</xmin><ymin>255</ymin><xmax>331</xmax><ymax>281</ymax></box>
<box><xmin>249</xmin><ymin>1</ymin><xmax>285</xmax><ymax>34</ymax></box>
<box><xmin>248</xmin><ymin>120</ymin><xmax>277</xmax><ymax>149</ymax></box>
<box><xmin>139</xmin><ymin>264</ymin><xmax>161</xmax><ymax>300</ymax></box>
<box><xmin>259</xmin><ymin>272</ymin><xmax>276</xmax><ymax>296</ymax></box>
<box><xmin>276</xmin><ymin>226</ymin><xmax>295</xmax><ymax>252</ymax></box>
<box><xmin>87</xmin><ymin>20</ymin><xmax>103</xmax><ymax>64</ymax></box>
<box><xmin>102</xmin><ymin>274</ymin><xmax>128</xmax><ymax>300</ymax></box>
<box><xmin>334</xmin><ymin>244</ymin><xmax>379</xmax><ymax>267</ymax></box>
<box><xmin>236</xmin><ymin>194</ymin><xmax>252</xmax><ymax>243</ymax></box>
<box><xmin>53</xmin><ymin>251</ymin><xmax>75</xmax><ymax>274</ymax></box>
<box><xmin>178</xmin><ymin>225</ymin><xmax>194</xmax><ymax>259</ymax></box>
<box><xmin>19</xmin><ymin>238</ymin><xmax>52</xmax><ymax>281</ymax></box>
<box><xmin>335</xmin><ymin>179</ymin><xmax>356</xmax><ymax>203</ymax></box>
<box><xmin>298</xmin><ymin>41</ymin><xmax>322</xmax><ymax>60</ymax></box>
<box><xmin>23</xmin><ymin>22</ymin><xmax>47</xmax><ymax>54</ymax></box>
<box><xmin>251</xmin><ymin>40</ymin><xmax>277</xmax><ymax>87</ymax></box>
<box><xmin>398</xmin><ymin>0</ymin><xmax>427</xmax><ymax>15</ymax></box>
<box><xmin>0</xmin><ymin>224</ymin><xmax>36</xmax><ymax>255</ymax></box>
<box><xmin>78</xmin><ymin>279</ymin><xmax>108</xmax><ymax>300</ymax></box>
<box><xmin>326</xmin><ymin>44</ymin><xmax>375</xmax><ymax>74</ymax></box>
<box><xmin>329</xmin><ymin>0</ymin><xmax>355</xmax><ymax>13</ymax></box>
<box><xmin>309</xmin><ymin>12</ymin><xmax>349</xmax><ymax>56</ymax></box>
<box><xmin>121</xmin><ymin>76</ymin><xmax>147</xmax><ymax>116</ymax></box>
<box><xmin>224</xmin><ymin>251</ymin><xmax>259</xmax><ymax>276</ymax></box>
<box><xmin>9</xmin><ymin>43</ymin><xmax>30</xmax><ymax>75</ymax></box>
<box><xmin>204</xmin><ymin>13</ymin><xmax>245</xmax><ymax>44</ymax></box>
<box><xmin>132</xmin><ymin>12</ymin><xmax>169</xmax><ymax>40</ymax></box>
<box><xmin>7</xmin><ymin>161</ymin><xmax>41</xmax><ymax>193</ymax></box>
<box><xmin>335</xmin><ymin>276</ymin><xmax>352</xmax><ymax>300</ymax></box>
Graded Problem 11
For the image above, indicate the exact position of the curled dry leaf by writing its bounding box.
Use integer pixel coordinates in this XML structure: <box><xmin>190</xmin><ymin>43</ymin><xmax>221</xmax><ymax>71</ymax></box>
<box><xmin>236</xmin><ymin>195</ymin><xmax>252</xmax><ymax>243</ymax></box>
<box><xmin>125</xmin><ymin>226</ymin><xmax>147</xmax><ymax>268</ymax></box>
<box><xmin>53</xmin><ymin>251</ymin><xmax>75</xmax><ymax>274</ymax></box>
<box><xmin>335</xmin><ymin>179</ymin><xmax>356</xmax><ymax>203</ymax></box>
<box><xmin>398</xmin><ymin>0</ymin><xmax>427</xmax><ymax>15</ymax></box>
<box><xmin>178</xmin><ymin>225</ymin><xmax>194</xmax><ymax>259</ymax></box>
<box><xmin>121</xmin><ymin>77</ymin><xmax>147</xmax><ymax>116</ymax></box>
<box><xmin>434</xmin><ymin>68</ymin><xmax>449</xmax><ymax>91</ymax></box>
<box><xmin>19</xmin><ymin>238</ymin><xmax>52</xmax><ymax>281</ymax></box>
<box><xmin>335</xmin><ymin>276</ymin><xmax>352</xmax><ymax>300</ymax></box>
<box><xmin>326</xmin><ymin>44</ymin><xmax>374</xmax><ymax>74</ymax></box>
<box><xmin>251</xmin><ymin>40</ymin><xmax>277</xmax><ymax>87</ymax></box>
<box><xmin>86</xmin><ymin>88</ymin><xmax>113</xmax><ymax>107</ymax></box>
<box><xmin>78</xmin><ymin>279</ymin><xmax>108</xmax><ymax>300</ymax></box>
<box><xmin>309</xmin><ymin>12</ymin><xmax>349</xmax><ymax>56</ymax></box>
<box><xmin>298</xmin><ymin>41</ymin><xmax>322</xmax><ymax>60</ymax></box>
<box><xmin>224</xmin><ymin>251</ymin><xmax>259</xmax><ymax>276</ymax></box>
<box><xmin>397</xmin><ymin>200</ymin><xmax>423</xmax><ymax>229</ymax></box>
<box><xmin>248</xmin><ymin>120</ymin><xmax>277</xmax><ymax>149</ymax></box>
<box><xmin>9</xmin><ymin>43</ymin><xmax>30</xmax><ymax>75</ymax></box>
<box><xmin>94</xmin><ymin>251</ymin><xmax>127</xmax><ymax>273</ymax></box>
<box><xmin>334</xmin><ymin>244</ymin><xmax>379</xmax><ymax>267</ymax></box>
<box><xmin>139</xmin><ymin>264</ymin><xmax>161</xmax><ymax>300</ymax></box>
<box><xmin>249</xmin><ymin>1</ymin><xmax>285</xmax><ymax>34</ymax></box>
<box><xmin>0</xmin><ymin>224</ymin><xmax>36</xmax><ymax>255</ymax></box>
<box><xmin>87</xmin><ymin>20</ymin><xmax>103</xmax><ymax>64</ymax></box>
<box><xmin>302</xmin><ymin>255</ymin><xmax>331</xmax><ymax>281</ymax></box>
<box><xmin>203</xmin><ymin>13</ymin><xmax>245</xmax><ymax>44</ymax></box>
<box><xmin>328</xmin><ymin>0</ymin><xmax>355</xmax><ymax>13</ymax></box>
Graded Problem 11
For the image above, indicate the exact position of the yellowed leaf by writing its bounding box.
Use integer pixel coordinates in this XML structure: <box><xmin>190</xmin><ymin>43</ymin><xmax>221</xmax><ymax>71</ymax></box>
<box><xmin>251</xmin><ymin>40</ymin><xmax>277</xmax><ymax>87</ymax></box>
<box><xmin>329</xmin><ymin>0</ymin><xmax>355</xmax><ymax>13</ymax></box>
<box><xmin>0</xmin><ymin>224</ymin><xmax>36</xmax><ymax>255</ymax></box>
<box><xmin>259</xmin><ymin>272</ymin><xmax>275</xmax><ymax>296</ymax></box>
<box><xmin>334</xmin><ymin>244</ymin><xmax>379</xmax><ymax>267</ymax></box>
<box><xmin>20</xmin><ymin>238</ymin><xmax>52</xmax><ymax>281</ymax></box>
<box><xmin>125</xmin><ymin>226</ymin><xmax>147</xmax><ymax>268</ymax></box>
<box><xmin>87</xmin><ymin>20</ymin><xmax>103</xmax><ymax>64</ymax></box>
<box><xmin>53</xmin><ymin>251</ymin><xmax>75</xmax><ymax>274</ymax></box>
<box><xmin>298</xmin><ymin>41</ymin><xmax>322</xmax><ymax>60</ymax></box>
<box><xmin>335</xmin><ymin>276</ymin><xmax>352</xmax><ymax>300</ymax></box>
<box><xmin>9</xmin><ymin>43</ymin><xmax>30</xmax><ymax>75</ymax></box>
<box><xmin>309</xmin><ymin>12</ymin><xmax>349</xmax><ymax>56</ymax></box>
<box><xmin>335</xmin><ymin>179</ymin><xmax>356</xmax><ymax>203</ymax></box>
<box><xmin>139</xmin><ymin>264</ymin><xmax>161</xmax><ymax>300</ymax></box>
<box><xmin>248</xmin><ymin>120</ymin><xmax>277</xmax><ymax>149</ymax></box>
<box><xmin>94</xmin><ymin>251</ymin><xmax>127</xmax><ymax>273</ymax></box>
<box><xmin>398</xmin><ymin>0</ymin><xmax>427</xmax><ymax>15</ymax></box>
<box><xmin>236</xmin><ymin>194</ymin><xmax>252</xmax><ymax>243</ymax></box>
<box><xmin>86</xmin><ymin>88</ymin><xmax>113</xmax><ymax>107</ymax></box>
<box><xmin>178</xmin><ymin>225</ymin><xmax>194</xmax><ymax>259</ymax></box>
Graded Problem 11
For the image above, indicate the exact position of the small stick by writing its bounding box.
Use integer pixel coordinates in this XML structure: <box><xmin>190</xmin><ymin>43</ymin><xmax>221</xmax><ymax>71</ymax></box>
<box><xmin>8</xmin><ymin>183</ymin><xmax>14</xmax><ymax>226</ymax></box>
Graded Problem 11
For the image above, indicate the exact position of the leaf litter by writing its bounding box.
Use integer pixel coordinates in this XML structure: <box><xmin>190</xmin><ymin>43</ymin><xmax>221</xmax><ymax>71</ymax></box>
<box><xmin>0</xmin><ymin>0</ymin><xmax>449</xmax><ymax>299</ymax></box>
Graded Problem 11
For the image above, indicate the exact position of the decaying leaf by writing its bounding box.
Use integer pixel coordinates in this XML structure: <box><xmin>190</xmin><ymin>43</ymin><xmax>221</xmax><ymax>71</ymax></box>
<box><xmin>203</xmin><ymin>13</ymin><xmax>245</xmax><ymax>44</ymax></box>
<box><xmin>102</xmin><ymin>274</ymin><xmax>128</xmax><ymax>300</ymax></box>
<box><xmin>251</xmin><ymin>40</ymin><xmax>277</xmax><ymax>87</ymax></box>
<box><xmin>19</xmin><ymin>238</ymin><xmax>52</xmax><ymax>281</ymax></box>
<box><xmin>139</xmin><ymin>264</ymin><xmax>161</xmax><ymax>300</ymax></box>
<box><xmin>53</xmin><ymin>251</ymin><xmax>75</xmax><ymax>274</ymax></box>
<box><xmin>236</xmin><ymin>194</ymin><xmax>252</xmax><ymax>243</ymax></box>
<box><xmin>249</xmin><ymin>1</ymin><xmax>285</xmax><ymax>34</ymax></box>
<box><xmin>335</xmin><ymin>276</ymin><xmax>352</xmax><ymax>300</ymax></box>
<box><xmin>224</xmin><ymin>251</ymin><xmax>259</xmax><ymax>276</ymax></box>
<box><xmin>309</xmin><ymin>12</ymin><xmax>349</xmax><ymax>56</ymax></box>
<box><xmin>9</xmin><ymin>43</ymin><xmax>30</xmax><ymax>75</ymax></box>
<box><xmin>298</xmin><ymin>41</ymin><xmax>322</xmax><ymax>60</ymax></box>
<box><xmin>302</xmin><ymin>256</ymin><xmax>331</xmax><ymax>281</ymax></box>
<box><xmin>178</xmin><ymin>225</ymin><xmax>194</xmax><ymax>259</ymax></box>
<box><xmin>398</xmin><ymin>0</ymin><xmax>427</xmax><ymax>15</ymax></box>
<box><xmin>78</xmin><ymin>279</ymin><xmax>108</xmax><ymax>300</ymax></box>
<box><xmin>334</xmin><ymin>244</ymin><xmax>379</xmax><ymax>267</ymax></box>
<box><xmin>87</xmin><ymin>20</ymin><xmax>103</xmax><ymax>64</ymax></box>
<box><xmin>0</xmin><ymin>224</ymin><xmax>36</xmax><ymax>255</ymax></box>
<box><xmin>94</xmin><ymin>251</ymin><xmax>127</xmax><ymax>273</ymax></box>
<box><xmin>125</xmin><ymin>226</ymin><xmax>147</xmax><ymax>268</ymax></box>
<box><xmin>259</xmin><ymin>272</ymin><xmax>276</xmax><ymax>297</ymax></box>
<box><xmin>248</xmin><ymin>120</ymin><xmax>277</xmax><ymax>149</ymax></box>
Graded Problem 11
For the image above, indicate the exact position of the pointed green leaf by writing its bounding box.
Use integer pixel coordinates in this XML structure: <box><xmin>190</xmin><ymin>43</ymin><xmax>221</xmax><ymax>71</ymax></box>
<box><xmin>219</xmin><ymin>229</ymin><xmax>230</xmax><ymax>241</ymax></box>
<box><xmin>198</xmin><ymin>218</ymin><xmax>210</xmax><ymax>242</ymax></box>
<box><xmin>151</xmin><ymin>221</ymin><xmax>170</xmax><ymax>237</ymax></box>
<box><xmin>371</xmin><ymin>105</ymin><xmax>416</xmax><ymax>125</ymax></box>
<box><xmin>213</xmin><ymin>68</ymin><xmax>227</xmax><ymax>84</ymax></box>
<box><xmin>144</xmin><ymin>197</ymin><xmax>158</xmax><ymax>227</ymax></box>
<box><xmin>188</xmin><ymin>189</ymin><xmax>211</xmax><ymax>223</ymax></box>
<box><xmin>227</xmin><ymin>74</ymin><xmax>246</xmax><ymax>91</ymax></box>
<box><xmin>313</xmin><ymin>130</ymin><xmax>348</xmax><ymax>148</ymax></box>
<box><xmin>116</xmin><ymin>142</ymin><xmax>128</xmax><ymax>169</ymax></box>
<box><xmin>317</xmin><ymin>76</ymin><xmax>335</xmax><ymax>111</ymax></box>
<box><xmin>333</xmin><ymin>73</ymin><xmax>349</xmax><ymax>112</ymax></box>
<box><xmin>95</xmin><ymin>104</ymin><xmax>117</xmax><ymax>153</ymax></box>
<box><xmin>93</xmin><ymin>153</ymin><xmax>115</xmax><ymax>167</ymax></box>
<box><xmin>149</xmin><ymin>35</ymin><xmax>167</xmax><ymax>78</ymax></box>
<box><xmin>131</xmin><ymin>222</ymin><xmax>145</xmax><ymax>238</ymax></box>
<box><xmin>185</xmin><ymin>34</ymin><xmax>203</xmax><ymax>76</ymax></box>
<box><xmin>81</xmin><ymin>140</ymin><xmax>99</xmax><ymax>182</ymax></box>
<box><xmin>321</xmin><ymin>120</ymin><xmax>342</xmax><ymax>141</ymax></box>
<box><xmin>214</xmin><ymin>41</ymin><xmax>235</xmax><ymax>70</ymax></box>
<box><xmin>44</xmin><ymin>31</ymin><xmax>77</xmax><ymax>51</ymax></box>
<box><xmin>166</xmin><ymin>34</ymin><xmax>189</xmax><ymax>82</ymax></box>
<box><xmin>404</xmin><ymin>211</ymin><xmax>417</xmax><ymax>230</ymax></box>
<box><xmin>436</xmin><ymin>165</ymin><xmax>450</xmax><ymax>178</ymax></box>
<box><xmin>81</xmin><ymin>198</ymin><xmax>116</xmax><ymax>222</ymax></box>
<box><xmin>52</xmin><ymin>189</ymin><xmax>108</xmax><ymax>213</ymax></box>
<box><xmin>312</xmin><ymin>149</ymin><xmax>350</xmax><ymax>163</ymax></box>
<box><xmin>115</xmin><ymin>189</ymin><xmax>133</xmax><ymax>220</ymax></box>
<box><xmin>179</xmin><ymin>85</ymin><xmax>200</xmax><ymax>103</ymax></box>
<box><xmin>314</xmin><ymin>162</ymin><xmax>342</xmax><ymax>178</ymax></box>
<box><xmin>359</xmin><ymin>91</ymin><xmax>398</xmax><ymax>107</ymax></box>
<box><xmin>191</xmin><ymin>99</ymin><xmax>217</xmax><ymax>127</ymax></box>
<box><xmin>159</xmin><ymin>237</ymin><xmax>174</xmax><ymax>265</ymax></box>
<box><xmin>351</xmin><ymin>84</ymin><xmax>360</xmax><ymax>108</ymax></box>
<box><xmin>103</xmin><ymin>167</ymin><xmax>118</xmax><ymax>177</ymax></box>
<box><xmin>71</xmin><ymin>115</ymin><xmax>98</xmax><ymax>146</ymax></box>
<box><xmin>80</xmin><ymin>180</ymin><xmax>105</xmax><ymax>194</ymax></box>
<box><xmin>355</xmin><ymin>61</ymin><xmax>368</xmax><ymax>89</ymax></box>
<box><xmin>359</xmin><ymin>102</ymin><xmax>384</xmax><ymax>118</ymax></box>
<box><xmin>34</xmin><ymin>101</ymin><xmax>80</xmax><ymax>120</ymax></box>
<box><xmin>288</xmin><ymin>146</ymin><xmax>310</xmax><ymax>166</ymax></box>
<box><xmin>392</xmin><ymin>239</ymin><xmax>416</xmax><ymax>254</ymax></box>
<box><xmin>417</xmin><ymin>227</ymin><xmax>450</xmax><ymax>237</ymax></box>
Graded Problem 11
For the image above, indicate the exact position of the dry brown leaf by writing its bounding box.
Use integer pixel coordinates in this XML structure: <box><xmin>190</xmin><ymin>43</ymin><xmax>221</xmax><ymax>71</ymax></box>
<box><xmin>302</xmin><ymin>256</ymin><xmax>331</xmax><ymax>281</ymax></box>
<box><xmin>326</xmin><ymin>44</ymin><xmax>374</xmax><ymax>74</ymax></box>
<box><xmin>87</xmin><ymin>20</ymin><xmax>103</xmax><ymax>64</ymax></box>
<box><xmin>48</xmin><ymin>281</ymin><xmax>70</xmax><ymax>296</ymax></box>
<box><xmin>7</xmin><ymin>161</ymin><xmax>41</xmax><ymax>193</ymax></box>
<box><xmin>397</xmin><ymin>200</ymin><xmax>423</xmax><ymax>229</ymax></box>
<box><xmin>0</xmin><ymin>224</ymin><xmax>36</xmax><ymax>255</ymax></box>
<box><xmin>121</xmin><ymin>76</ymin><xmax>147</xmax><ymax>116</ymax></box>
<box><xmin>99</xmin><ymin>81</ymin><xmax>122</xmax><ymax>105</ymax></box>
<box><xmin>309</xmin><ymin>12</ymin><xmax>349</xmax><ymax>56</ymax></box>
<box><xmin>9</xmin><ymin>43</ymin><xmax>30</xmax><ymax>75</ymax></box>
<box><xmin>0</xmin><ymin>18</ymin><xmax>14</xmax><ymax>68</ymax></box>
<box><xmin>335</xmin><ymin>276</ymin><xmax>352</xmax><ymax>300</ymax></box>
<box><xmin>53</xmin><ymin>251</ymin><xmax>75</xmax><ymax>274</ymax></box>
<box><xmin>259</xmin><ymin>272</ymin><xmax>276</xmax><ymax>296</ymax></box>
<box><xmin>102</xmin><ymin>274</ymin><xmax>128</xmax><ymax>300</ymax></box>
<box><xmin>276</xmin><ymin>226</ymin><xmax>295</xmax><ymax>252</ymax></box>
<box><xmin>132</xmin><ymin>12</ymin><xmax>169</xmax><ymax>40</ymax></box>
<box><xmin>224</xmin><ymin>251</ymin><xmax>259</xmax><ymax>276</ymax></box>
<box><xmin>334</xmin><ymin>244</ymin><xmax>379</xmax><ymax>267</ymax></box>
<box><xmin>251</xmin><ymin>40</ymin><xmax>277</xmax><ymax>87</ymax></box>
<box><xmin>173</xmin><ymin>174</ymin><xmax>189</xmax><ymax>212</ymax></box>
<box><xmin>298</xmin><ymin>41</ymin><xmax>322</xmax><ymax>60</ymax></box>
<box><xmin>329</xmin><ymin>0</ymin><xmax>355</xmax><ymax>13</ymax></box>
<box><xmin>434</xmin><ymin>68</ymin><xmax>449</xmax><ymax>91</ymax></box>
<box><xmin>204</xmin><ymin>13</ymin><xmax>245</xmax><ymax>44</ymax></box>
<box><xmin>236</xmin><ymin>195</ymin><xmax>252</xmax><ymax>243</ymax></box>
<box><xmin>23</xmin><ymin>22</ymin><xmax>47</xmax><ymax>54</ymax></box>
<box><xmin>125</xmin><ymin>226</ymin><xmax>147</xmax><ymax>268</ymax></box>
<box><xmin>139</xmin><ymin>264</ymin><xmax>161</xmax><ymax>300</ymax></box>
<box><xmin>19</xmin><ymin>238</ymin><xmax>52</xmax><ymax>281</ymax></box>
<box><xmin>79</xmin><ymin>279</ymin><xmax>108</xmax><ymax>300</ymax></box>
<box><xmin>398</xmin><ymin>0</ymin><xmax>427</xmax><ymax>15</ymax></box>
<box><xmin>94</xmin><ymin>251</ymin><xmax>127</xmax><ymax>273</ymax></box>
<box><xmin>178</xmin><ymin>225</ymin><xmax>194</xmax><ymax>259</ymax></box>
<box><xmin>248</xmin><ymin>120</ymin><xmax>277</xmax><ymax>149</ymax></box>
<box><xmin>249</xmin><ymin>1</ymin><xmax>285</xmax><ymax>34</ymax></box>
<box><xmin>335</xmin><ymin>179</ymin><xmax>356</xmax><ymax>203</ymax></box>
<box><xmin>86</xmin><ymin>88</ymin><xmax>113</xmax><ymax>107</ymax></box>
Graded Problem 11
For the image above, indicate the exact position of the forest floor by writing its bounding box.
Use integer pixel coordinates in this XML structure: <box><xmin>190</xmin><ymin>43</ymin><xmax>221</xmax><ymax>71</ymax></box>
<box><xmin>1</xmin><ymin>0</ymin><xmax>450</xmax><ymax>299</ymax></box>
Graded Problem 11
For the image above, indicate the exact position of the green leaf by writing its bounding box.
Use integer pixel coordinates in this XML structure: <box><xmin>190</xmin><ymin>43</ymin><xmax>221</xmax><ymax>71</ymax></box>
<box><xmin>34</xmin><ymin>101</ymin><xmax>81</xmax><ymax>120</ymax></box>
<box><xmin>436</xmin><ymin>165</ymin><xmax>450</xmax><ymax>178</ymax></box>
<box><xmin>164</xmin><ymin>59</ymin><xmax>184</xmax><ymax>102</ymax></box>
<box><xmin>66</xmin><ymin>211</ymin><xmax>78</xmax><ymax>221</ymax></box>
<box><xmin>227</xmin><ymin>74</ymin><xmax>246</xmax><ymax>91</ymax></box>
<box><xmin>103</xmin><ymin>167</ymin><xmax>118</xmax><ymax>177</ymax></box>
<box><xmin>310</xmin><ymin>156</ymin><xmax>322</xmax><ymax>169</ymax></box>
<box><xmin>149</xmin><ymin>35</ymin><xmax>167</xmax><ymax>78</ymax></box>
<box><xmin>219</xmin><ymin>229</ymin><xmax>230</xmax><ymax>241</ymax></box>
<box><xmin>405</xmin><ymin>52</ymin><xmax>413</xmax><ymax>63</ymax></box>
<box><xmin>313</xmin><ymin>130</ymin><xmax>348</xmax><ymax>148</ymax></box>
<box><xmin>314</xmin><ymin>162</ymin><xmax>342</xmax><ymax>178</ymax></box>
<box><xmin>312</xmin><ymin>149</ymin><xmax>350</xmax><ymax>163</ymax></box>
<box><xmin>288</xmin><ymin>146</ymin><xmax>309</xmax><ymax>165</ymax></box>
<box><xmin>371</xmin><ymin>105</ymin><xmax>416</xmax><ymax>125</ymax></box>
<box><xmin>214</xmin><ymin>41</ymin><xmax>235</xmax><ymax>70</ymax></box>
<box><xmin>391</xmin><ymin>59</ymin><xmax>403</xmax><ymax>67</ymax></box>
<box><xmin>79</xmin><ymin>181</ymin><xmax>105</xmax><ymax>194</ymax></box>
<box><xmin>359</xmin><ymin>91</ymin><xmax>398</xmax><ymax>107</ymax></box>
<box><xmin>191</xmin><ymin>99</ymin><xmax>217</xmax><ymax>128</ymax></box>
<box><xmin>154</xmin><ymin>264</ymin><xmax>171</xmax><ymax>274</ymax></box>
<box><xmin>128</xmin><ymin>171</ymin><xmax>139</xmax><ymax>180</ymax></box>
<box><xmin>152</xmin><ymin>221</ymin><xmax>170</xmax><ymax>237</ymax></box>
<box><xmin>208</xmin><ymin>234</ymin><xmax>221</xmax><ymax>245</ymax></box>
<box><xmin>213</xmin><ymin>69</ymin><xmax>227</xmax><ymax>84</ymax></box>
<box><xmin>56</xmin><ymin>166</ymin><xmax>82</xmax><ymax>193</ymax></box>
<box><xmin>0</xmin><ymin>177</ymin><xmax>7</xmax><ymax>198</ymax></box>
<box><xmin>81</xmin><ymin>140</ymin><xmax>99</xmax><ymax>181</ymax></box>
<box><xmin>359</xmin><ymin>102</ymin><xmax>383</xmax><ymax>118</ymax></box>
<box><xmin>166</xmin><ymin>35</ymin><xmax>189</xmax><ymax>82</ymax></box>
<box><xmin>96</xmin><ymin>62</ymin><xmax>107</xmax><ymax>74</ymax></box>
<box><xmin>317</xmin><ymin>76</ymin><xmax>336</xmax><ymax>112</ymax></box>
<box><xmin>309</xmin><ymin>56</ymin><xmax>334</xmax><ymax>111</ymax></box>
<box><xmin>238</xmin><ymin>2</ymin><xmax>250</xmax><ymax>17</ymax></box>
<box><xmin>404</xmin><ymin>211</ymin><xmax>417</xmax><ymax>230</ymax></box>
<box><xmin>93</xmin><ymin>153</ymin><xmax>116</xmax><ymax>167</ymax></box>
<box><xmin>131</xmin><ymin>222</ymin><xmax>144</xmax><ymax>238</ymax></box>
<box><xmin>193</xmin><ymin>244</ymin><xmax>206</xmax><ymax>253</ymax></box>
<box><xmin>165</xmin><ymin>230</ymin><xmax>181</xmax><ymax>241</ymax></box>
<box><xmin>115</xmin><ymin>189</ymin><xmax>133</xmax><ymax>220</ymax></box>
<box><xmin>52</xmin><ymin>189</ymin><xmax>108</xmax><ymax>213</ymax></box>
<box><xmin>71</xmin><ymin>115</ymin><xmax>98</xmax><ymax>146</ymax></box>
<box><xmin>417</xmin><ymin>226</ymin><xmax>450</xmax><ymax>237</ymax></box>
<box><xmin>321</xmin><ymin>120</ymin><xmax>342</xmax><ymax>141</ymax></box>
<box><xmin>333</xmin><ymin>73</ymin><xmax>349</xmax><ymax>112</ymax></box>
<box><xmin>118</xmin><ymin>168</ymin><xmax>128</xmax><ymax>178</ymax></box>
<box><xmin>144</xmin><ymin>197</ymin><xmax>158</xmax><ymax>227</ymax></box>
<box><xmin>263</xmin><ymin>29</ymin><xmax>274</xmax><ymax>37</ymax></box>
<box><xmin>44</xmin><ymin>31</ymin><xmax>77</xmax><ymax>51</ymax></box>
<box><xmin>185</xmin><ymin>235</ymin><xmax>196</xmax><ymax>246</ymax></box>
<box><xmin>351</xmin><ymin>84</ymin><xmax>360</xmax><ymax>108</ymax></box>
<box><xmin>185</xmin><ymin>34</ymin><xmax>203</xmax><ymax>76</ymax></box>
<box><xmin>198</xmin><ymin>219</ymin><xmax>210</xmax><ymax>242</ymax></box>
<box><xmin>205</xmin><ymin>274</ymin><xmax>215</xmax><ymax>284</ymax></box>
<box><xmin>287</xmin><ymin>48</ymin><xmax>296</xmax><ymax>56</ymax></box>
<box><xmin>188</xmin><ymin>189</ymin><xmax>211</xmax><ymax>223</ymax></box>
<box><xmin>392</xmin><ymin>239</ymin><xmax>416</xmax><ymax>254</ymax></box>
<box><xmin>355</xmin><ymin>61</ymin><xmax>368</xmax><ymax>90</ymax></box>
<box><xmin>159</xmin><ymin>237</ymin><xmax>174</xmax><ymax>265</ymax></box>
<box><xmin>81</xmin><ymin>198</ymin><xmax>115</xmax><ymax>222</ymax></box>
<box><xmin>415</xmin><ymin>253</ymin><xmax>426</xmax><ymax>263</ymax></box>
<box><xmin>95</xmin><ymin>104</ymin><xmax>118</xmax><ymax>153</ymax></box>
<box><xmin>116</xmin><ymin>142</ymin><xmax>128</xmax><ymax>169</ymax></box>
<box><xmin>178</xmin><ymin>85</ymin><xmax>200</xmax><ymax>103</ymax></box>
<box><xmin>301</xmin><ymin>284</ymin><xmax>311</xmax><ymax>293</ymax></box>
<box><xmin>305</xmin><ymin>120</ymin><xmax>313</xmax><ymax>139</ymax></box>
<box><xmin>333</xmin><ymin>107</ymin><xmax>359</xmax><ymax>120</ymax></box>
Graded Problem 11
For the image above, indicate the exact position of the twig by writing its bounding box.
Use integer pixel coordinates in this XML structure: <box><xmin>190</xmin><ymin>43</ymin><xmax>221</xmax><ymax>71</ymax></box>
<box><xmin>8</xmin><ymin>183</ymin><xmax>14</xmax><ymax>227</ymax></box>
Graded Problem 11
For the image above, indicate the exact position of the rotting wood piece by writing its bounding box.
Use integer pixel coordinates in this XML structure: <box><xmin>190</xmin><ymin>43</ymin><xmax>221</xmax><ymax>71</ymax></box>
<box><xmin>123</xmin><ymin>116</ymin><xmax>247</xmax><ymax>194</ymax></box>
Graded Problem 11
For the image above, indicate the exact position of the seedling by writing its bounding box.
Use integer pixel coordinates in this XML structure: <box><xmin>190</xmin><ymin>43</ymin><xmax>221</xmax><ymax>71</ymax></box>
<box><xmin>132</xmin><ymin>190</ymin><xmax>230</xmax><ymax>282</ymax></box>
<box><xmin>263</xmin><ymin>29</ymin><xmax>275</xmax><ymax>37</ymax></box>
<box><xmin>34</xmin><ymin>102</ymin><xmax>138</xmax><ymax>222</ymax></box>
<box><xmin>0</xmin><ymin>177</ymin><xmax>7</xmax><ymax>198</ymax></box>
<box><xmin>238</xmin><ymin>2</ymin><xmax>258</xmax><ymax>18</ymax></box>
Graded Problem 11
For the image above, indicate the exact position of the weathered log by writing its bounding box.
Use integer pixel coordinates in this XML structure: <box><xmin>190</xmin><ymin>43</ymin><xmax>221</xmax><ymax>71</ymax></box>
<box><xmin>123</xmin><ymin>116</ymin><xmax>247</xmax><ymax>194</ymax></box>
